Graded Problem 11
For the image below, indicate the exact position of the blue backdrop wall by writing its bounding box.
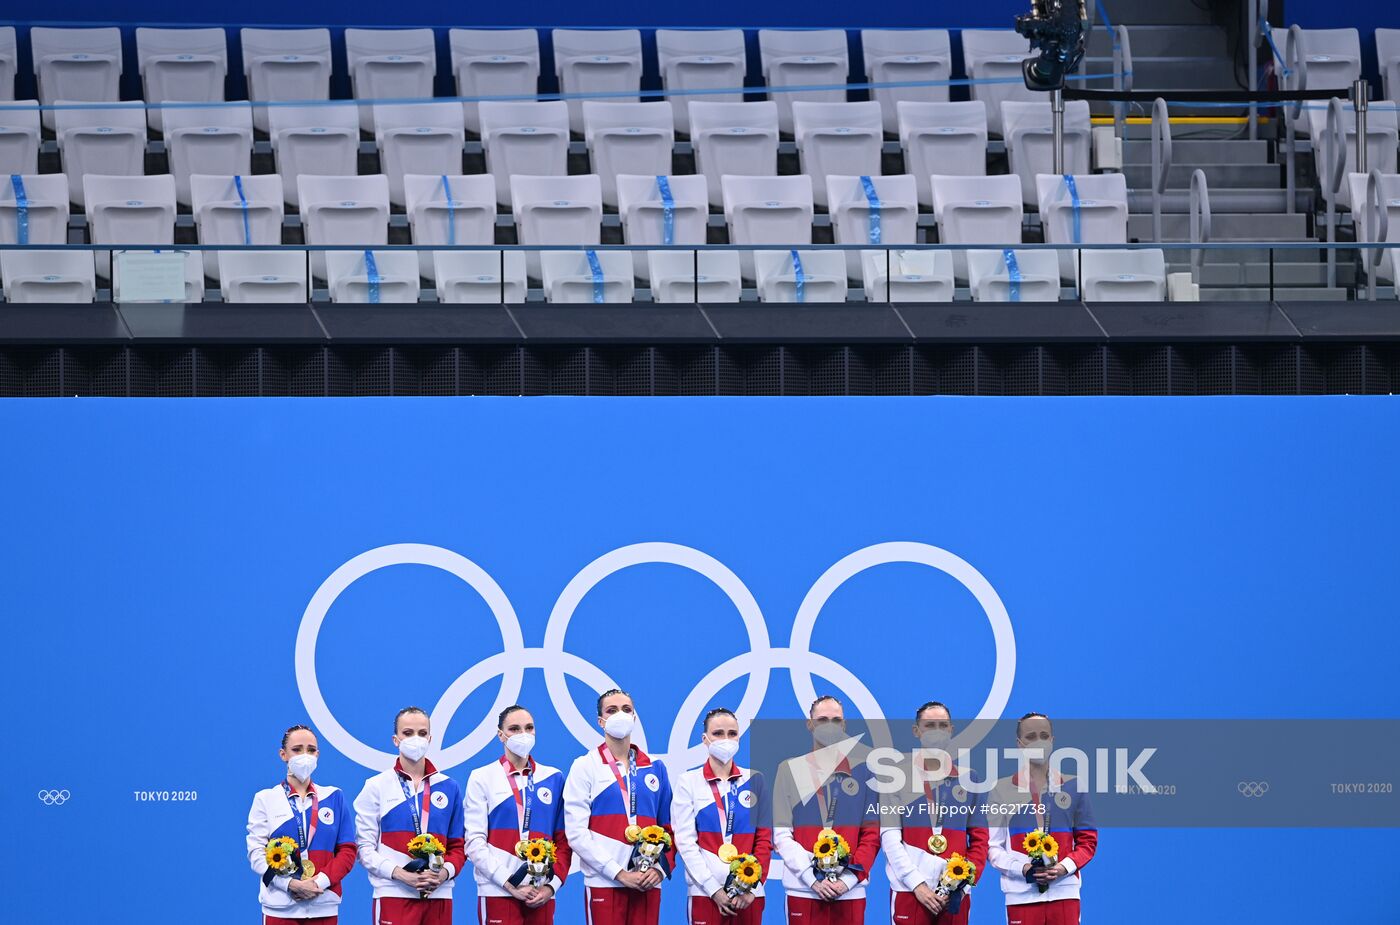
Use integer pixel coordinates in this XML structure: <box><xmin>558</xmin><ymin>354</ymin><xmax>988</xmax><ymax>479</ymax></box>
<box><xmin>1</xmin><ymin>396</ymin><xmax>1396</xmax><ymax>924</ymax></box>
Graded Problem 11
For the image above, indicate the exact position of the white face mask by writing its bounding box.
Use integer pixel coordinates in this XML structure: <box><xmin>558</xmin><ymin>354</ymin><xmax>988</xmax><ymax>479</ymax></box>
<box><xmin>1024</xmin><ymin>740</ymin><xmax>1053</xmax><ymax>764</ymax></box>
<box><xmin>603</xmin><ymin>710</ymin><xmax>635</xmax><ymax>740</ymax></box>
<box><xmin>707</xmin><ymin>738</ymin><xmax>740</xmax><ymax>765</ymax></box>
<box><xmin>505</xmin><ymin>732</ymin><xmax>535</xmax><ymax>758</ymax></box>
<box><xmin>812</xmin><ymin>723</ymin><xmax>845</xmax><ymax>747</ymax></box>
<box><xmin>398</xmin><ymin>735</ymin><xmax>430</xmax><ymax>762</ymax></box>
<box><xmin>288</xmin><ymin>754</ymin><xmax>317</xmax><ymax>783</ymax></box>
<box><xmin>919</xmin><ymin>729</ymin><xmax>953</xmax><ymax>752</ymax></box>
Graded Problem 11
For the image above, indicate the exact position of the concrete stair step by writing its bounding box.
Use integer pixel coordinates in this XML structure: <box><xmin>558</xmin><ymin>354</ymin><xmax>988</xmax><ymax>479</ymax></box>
<box><xmin>1085</xmin><ymin>25</ymin><xmax>1227</xmax><ymax>58</ymax></box>
<box><xmin>1093</xmin><ymin>1</ymin><xmax>1216</xmax><ymax>26</ymax></box>
<box><xmin>1128</xmin><ymin>212</ymin><xmax>1311</xmax><ymax>241</ymax></box>
<box><xmin>1084</xmin><ymin>58</ymin><xmax>1238</xmax><ymax>93</ymax></box>
<box><xmin>1201</xmin><ymin>287</ymin><xmax>1350</xmax><ymax>301</ymax></box>
<box><xmin>1122</xmin><ymin>139</ymin><xmax>1272</xmax><ymax>165</ymax></box>
<box><xmin>1128</xmin><ymin>189</ymin><xmax>1310</xmax><ymax>214</ymax></box>
<box><xmin>1176</xmin><ymin>263</ymin><xmax>1357</xmax><ymax>287</ymax></box>
<box><xmin>1123</xmin><ymin>163</ymin><xmax>1281</xmax><ymax>188</ymax></box>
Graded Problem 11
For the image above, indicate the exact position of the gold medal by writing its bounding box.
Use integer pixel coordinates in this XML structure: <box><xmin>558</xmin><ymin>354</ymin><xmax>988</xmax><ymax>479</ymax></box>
<box><xmin>300</xmin><ymin>858</ymin><xmax>317</xmax><ymax>879</ymax></box>
<box><xmin>928</xmin><ymin>834</ymin><xmax>948</xmax><ymax>854</ymax></box>
<box><xmin>717</xmin><ymin>843</ymin><xmax>738</xmax><ymax>863</ymax></box>
<box><xmin>515</xmin><ymin>840</ymin><xmax>529</xmax><ymax>858</ymax></box>
<box><xmin>625</xmin><ymin>824</ymin><xmax>642</xmax><ymax>843</ymax></box>
<box><xmin>818</xmin><ymin>827</ymin><xmax>837</xmax><ymax>840</ymax></box>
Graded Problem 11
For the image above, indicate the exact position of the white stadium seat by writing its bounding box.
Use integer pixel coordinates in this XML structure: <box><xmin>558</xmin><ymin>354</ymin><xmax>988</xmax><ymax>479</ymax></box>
<box><xmin>552</xmin><ymin>30</ymin><xmax>644</xmax><ymax>135</ymax></box>
<box><xmin>135</xmin><ymin>27</ymin><xmax>228</xmax><ymax>132</ymax></box>
<box><xmin>758</xmin><ymin>29</ymin><xmax>849</xmax><ymax>136</ymax></box>
<box><xmin>582</xmin><ymin>101</ymin><xmax>675</xmax><ymax>208</ymax></box>
<box><xmin>617</xmin><ymin>172</ymin><xmax>708</xmax><ymax>280</ymax></box>
<box><xmin>404</xmin><ymin>173</ymin><xmax>496</xmax><ymax>277</ymax></box>
<box><xmin>31</xmin><ymin>27</ymin><xmax>123</xmax><ymax>132</ymax></box>
<box><xmin>298</xmin><ymin>174</ymin><xmax>391</xmax><ymax>279</ymax></box>
<box><xmin>163</xmin><ymin>103</ymin><xmax>255</xmax><ymax>207</ymax></box>
<box><xmin>0</xmin><ymin>28</ymin><xmax>15</xmax><ymax>102</ymax></box>
<box><xmin>541</xmin><ymin>249</ymin><xmax>634</xmax><ymax>302</ymax></box>
<box><xmin>1348</xmin><ymin>172</ymin><xmax>1400</xmax><ymax>283</ymax></box>
<box><xmin>55</xmin><ymin>102</ymin><xmax>148</xmax><ymax>207</ymax></box>
<box><xmin>479</xmin><ymin>100</ymin><xmax>570</xmax><ymax>207</ymax></box>
<box><xmin>959</xmin><ymin>30</ymin><xmax>1036</xmax><ymax>136</ymax></box>
<box><xmin>345</xmin><ymin>28</ymin><xmax>438</xmax><ymax>133</ymax></box>
<box><xmin>899</xmin><ymin>100</ymin><xmax>988</xmax><ymax>210</ymax></box>
<box><xmin>656</xmin><ymin>29</ymin><xmax>747</xmax><ymax>135</ymax></box>
<box><xmin>1002</xmin><ymin>100</ymin><xmax>1092</xmax><ymax>205</ymax></box>
<box><xmin>84</xmin><ymin>173</ymin><xmax>177</xmax><ymax>247</ymax></box>
<box><xmin>240</xmin><ymin>28</ymin><xmax>332</xmax><ymax>134</ymax></box>
<box><xmin>511</xmin><ymin>173</ymin><xmax>603</xmax><ymax>279</ymax></box>
<box><xmin>1309</xmin><ymin>109</ymin><xmax>1399</xmax><ymax>209</ymax></box>
<box><xmin>0</xmin><ymin>100</ymin><xmax>40</xmax><ymax>176</ymax></box>
<box><xmin>755</xmin><ymin>248</ymin><xmax>847</xmax><ymax>302</ymax></box>
<box><xmin>827</xmin><ymin>174</ymin><xmax>918</xmax><ymax>278</ymax></box>
<box><xmin>1035</xmin><ymin>173</ymin><xmax>1129</xmax><ymax>245</ymax></box>
<box><xmin>326</xmin><ymin>249</ymin><xmax>420</xmax><ymax>302</ymax></box>
<box><xmin>968</xmin><ymin>247</ymin><xmax>1060</xmax><ymax>301</ymax></box>
<box><xmin>860</xmin><ymin>29</ymin><xmax>953</xmax><ymax>134</ymax></box>
<box><xmin>372</xmin><ymin>102</ymin><xmax>467</xmax><ymax>208</ymax></box>
<box><xmin>450</xmin><ymin>29</ymin><xmax>541</xmax><ymax>136</ymax></box>
<box><xmin>861</xmin><ymin>248</ymin><xmax>955</xmax><ymax>302</ymax></box>
<box><xmin>1272</xmin><ymin>26</ymin><xmax>1362</xmax><ymax>94</ymax></box>
<box><xmin>434</xmin><ymin>250</ymin><xmax>528</xmax><ymax>303</ymax></box>
<box><xmin>0</xmin><ymin>173</ymin><xmax>68</xmax><ymax>245</ymax></box>
<box><xmin>648</xmin><ymin>249</ymin><xmax>742</xmax><ymax>302</ymax></box>
<box><xmin>268</xmin><ymin>103</ymin><xmax>360</xmax><ymax>207</ymax></box>
<box><xmin>792</xmin><ymin>101</ymin><xmax>883</xmax><ymax>209</ymax></box>
<box><xmin>0</xmin><ymin>249</ymin><xmax>96</xmax><ymax>302</ymax></box>
<box><xmin>1081</xmin><ymin>249</ymin><xmax>1168</xmax><ymax>301</ymax></box>
<box><xmin>930</xmin><ymin>173</ymin><xmax>1023</xmax><ymax>243</ymax></box>
<box><xmin>722</xmin><ymin>174</ymin><xmax>814</xmax><ymax>245</ymax></box>
<box><xmin>218</xmin><ymin>250</ymin><xmax>308</xmax><ymax>303</ymax></box>
<box><xmin>1378</xmin><ymin>29</ymin><xmax>1400</xmax><ymax>102</ymax></box>
<box><xmin>689</xmin><ymin>101</ymin><xmax>780</xmax><ymax>209</ymax></box>
<box><xmin>190</xmin><ymin>173</ymin><xmax>285</xmax><ymax>280</ymax></box>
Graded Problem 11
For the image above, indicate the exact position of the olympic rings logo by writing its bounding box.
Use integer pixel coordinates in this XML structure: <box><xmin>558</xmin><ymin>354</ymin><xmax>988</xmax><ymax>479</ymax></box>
<box><xmin>1237</xmin><ymin>781</ymin><xmax>1270</xmax><ymax>798</ymax></box>
<box><xmin>296</xmin><ymin>541</ymin><xmax>1017</xmax><ymax>772</ymax></box>
<box><xmin>37</xmin><ymin>789</ymin><xmax>71</xmax><ymax>805</ymax></box>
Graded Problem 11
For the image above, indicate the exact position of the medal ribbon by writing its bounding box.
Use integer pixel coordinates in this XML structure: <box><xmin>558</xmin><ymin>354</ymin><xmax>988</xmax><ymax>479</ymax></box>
<box><xmin>601</xmin><ymin>743</ymin><xmax>638</xmax><ymax>826</ymax></box>
<box><xmin>399</xmin><ymin>773</ymin><xmax>432</xmax><ymax>836</ymax></box>
<box><xmin>500</xmin><ymin>755</ymin><xmax>535</xmax><ymax>839</ymax></box>
<box><xmin>923</xmin><ymin>780</ymin><xmax>943</xmax><ymax>839</ymax></box>
<box><xmin>281</xmin><ymin>781</ymin><xmax>319</xmax><ymax>857</ymax></box>
<box><xmin>816</xmin><ymin>775</ymin><xmax>841</xmax><ymax>828</ymax></box>
<box><xmin>707</xmin><ymin>774</ymin><xmax>738</xmax><ymax>845</ymax></box>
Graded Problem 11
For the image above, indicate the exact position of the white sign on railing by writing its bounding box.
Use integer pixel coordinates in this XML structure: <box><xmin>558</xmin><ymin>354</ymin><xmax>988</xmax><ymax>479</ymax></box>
<box><xmin>114</xmin><ymin>251</ymin><xmax>188</xmax><ymax>303</ymax></box>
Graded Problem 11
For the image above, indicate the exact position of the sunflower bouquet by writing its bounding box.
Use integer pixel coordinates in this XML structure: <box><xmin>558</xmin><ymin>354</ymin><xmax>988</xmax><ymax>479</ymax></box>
<box><xmin>724</xmin><ymin>853</ymin><xmax>764</xmax><ymax>899</ymax></box>
<box><xmin>406</xmin><ymin>833</ymin><xmax>447</xmax><ymax>898</ymax></box>
<box><xmin>513</xmin><ymin>837</ymin><xmax>557</xmax><ymax>888</ymax></box>
<box><xmin>810</xmin><ymin>831</ymin><xmax>853</xmax><ymax>881</ymax></box>
<box><xmin>265</xmin><ymin>836</ymin><xmax>303</xmax><ymax>878</ymax></box>
<box><xmin>626</xmin><ymin>824</ymin><xmax>673</xmax><ymax>874</ymax></box>
<box><xmin>935</xmin><ymin>852</ymin><xmax>976</xmax><ymax>914</ymax></box>
<box><xmin>1022</xmin><ymin>830</ymin><xmax>1060</xmax><ymax>894</ymax></box>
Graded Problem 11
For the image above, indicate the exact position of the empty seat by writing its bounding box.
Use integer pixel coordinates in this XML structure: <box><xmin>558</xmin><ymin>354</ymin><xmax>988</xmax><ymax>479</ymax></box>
<box><xmin>298</xmin><ymin>174</ymin><xmax>391</xmax><ymax>279</ymax></box>
<box><xmin>0</xmin><ymin>249</ymin><xmax>95</xmax><ymax>302</ymax></box>
<box><xmin>1379</xmin><ymin>29</ymin><xmax>1400</xmax><ymax>102</ymax></box>
<box><xmin>792</xmin><ymin>101</ymin><xmax>883</xmax><ymax>209</ymax></box>
<box><xmin>510</xmin><ymin>173</ymin><xmax>603</xmax><ymax>250</ymax></box>
<box><xmin>55</xmin><ymin>102</ymin><xmax>148</xmax><ymax>207</ymax></box>
<box><xmin>218</xmin><ymin>250</ymin><xmax>308</xmax><ymax>302</ymax></box>
<box><xmin>1273</xmin><ymin>26</ymin><xmax>1362</xmax><ymax>94</ymax></box>
<box><xmin>1035</xmin><ymin>173</ymin><xmax>1129</xmax><ymax>244</ymax></box>
<box><xmin>268</xmin><ymin>104</ymin><xmax>360</xmax><ymax>207</ymax></box>
<box><xmin>723</xmin><ymin>174</ymin><xmax>814</xmax><ymax>282</ymax></box>
<box><xmin>898</xmin><ymin>101</ymin><xmax>988</xmax><ymax>210</ymax></box>
<box><xmin>0</xmin><ymin>100</ymin><xmax>40</xmax><ymax>175</ymax></box>
<box><xmin>1080</xmin><ymin>249</ymin><xmax>1167</xmax><ymax>301</ymax></box>
<box><xmin>860</xmin><ymin>30</ymin><xmax>953</xmax><ymax>134</ymax></box>
<box><xmin>0</xmin><ymin>174</ymin><xmax>69</xmax><ymax>245</ymax></box>
<box><xmin>345</xmin><ymin>29</ymin><xmax>438</xmax><ymax>133</ymax></box>
<box><xmin>656</xmin><ymin>29</ymin><xmax>747</xmax><ymax>135</ymax></box>
<box><xmin>326</xmin><ymin>249</ymin><xmax>421</xmax><ymax>302</ymax></box>
<box><xmin>967</xmin><ymin>248</ymin><xmax>1059</xmax><ymax>301</ymax></box>
<box><xmin>1348</xmin><ymin>172</ymin><xmax>1400</xmax><ymax>283</ymax></box>
<box><xmin>861</xmin><ymin>248</ymin><xmax>954</xmax><ymax>302</ymax></box>
<box><xmin>404</xmin><ymin>173</ymin><xmax>495</xmax><ymax>277</ymax></box>
<box><xmin>84</xmin><ymin>173</ymin><xmax>178</xmax><ymax>281</ymax></box>
<box><xmin>758</xmin><ymin>30</ymin><xmax>849</xmax><ymax>136</ymax></box>
<box><xmin>31</xmin><ymin>27</ymin><xmax>123</xmax><ymax>132</ymax></box>
<box><xmin>190</xmin><ymin>173</ymin><xmax>285</xmax><ymax>279</ymax></box>
<box><xmin>450</xmin><ymin>29</ymin><xmax>541</xmax><ymax>136</ymax></box>
<box><xmin>755</xmin><ymin>249</ymin><xmax>847</xmax><ymax>302</ymax></box>
<box><xmin>959</xmin><ymin>30</ymin><xmax>1035</xmax><ymax>136</ymax></box>
<box><xmin>617</xmin><ymin>172</ymin><xmax>708</xmax><ymax>279</ymax></box>
<box><xmin>479</xmin><ymin>100</ymin><xmax>570</xmax><ymax>207</ymax></box>
<box><xmin>135</xmin><ymin>27</ymin><xmax>228</xmax><ymax>132</ymax></box>
<box><xmin>0</xmin><ymin>28</ymin><xmax>14</xmax><ymax>102</ymax></box>
<box><xmin>540</xmin><ymin>249</ymin><xmax>634</xmax><ymax>302</ymax></box>
<box><xmin>1310</xmin><ymin>108</ymin><xmax>1399</xmax><ymax>209</ymax></box>
<box><xmin>163</xmin><ymin>103</ymin><xmax>255</xmax><ymax>207</ymax></box>
<box><xmin>372</xmin><ymin>102</ymin><xmax>467</xmax><ymax>208</ymax></box>
<box><xmin>552</xmin><ymin>30</ymin><xmax>644</xmax><ymax>135</ymax></box>
<box><xmin>582</xmin><ymin>101</ymin><xmax>675</xmax><ymax>207</ymax></box>
<box><xmin>648</xmin><ymin>249</ymin><xmax>742</xmax><ymax>302</ymax></box>
<box><xmin>240</xmin><ymin>28</ymin><xmax>333</xmax><ymax>134</ymax></box>
<box><xmin>930</xmin><ymin>174</ymin><xmax>1023</xmax><ymax>243</ymax></box>
<box><xmin>690</xmin><ymin>101</ymin><xmax>781</xmax><ymax>208</ymax></box>
<box><xmin>434</xmin><ymin>250</ymin><xmax>527</xmax><ymax>303</ymax></box>
<box><xmin>827</xmin><ymin>174</ymin><xmax>918</xmax><ymax>278</ymax></box>
<box><xmin>1001</xmin><ymin>101</ymin><xmax>1092</xmax><ymax>205</ymax></box>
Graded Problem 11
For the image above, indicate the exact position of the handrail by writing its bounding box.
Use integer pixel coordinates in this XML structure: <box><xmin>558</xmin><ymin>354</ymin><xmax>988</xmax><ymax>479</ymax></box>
<box><xmin>1285</xmin><ymin>25</ymin><xmax>1309</xmax><ymax>121</ymax></box>
<box><xmin>1281</xmin><ymin>25</ymin><xmax>1308</xmax><ymax>215</ymax></box>
<box><xmin>1324</xmin><ymin>97</ymin><xmax>1347</xmax><ymax>287</ymax></box>
<box><xmin>1111</xmin><ymin>24</ymin><xmax>1132</xmax><ymax>138</ymax></box>
<box><xmin>1365</xmin><ymin>168</ymin><xmax>1390</xmax><ymax>302</ymax></box>
<box><xmin>1150</xmin><ymin>97</ymin><xmax>1171</xmax><ymax>243</ymax></box>
<box><xmin>1188</xmin><ymin>168</ymin><xmax>1211</xmax><ymax>286</ymax></box>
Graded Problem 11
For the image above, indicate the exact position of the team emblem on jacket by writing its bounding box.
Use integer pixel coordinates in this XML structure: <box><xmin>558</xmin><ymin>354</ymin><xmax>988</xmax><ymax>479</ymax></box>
<box><xmin>840</xmin><ymin>777</ymin><xmax>860</xmax><ymax>795</ymax></box>
<box><xmin>536</xmin><ymin>786</ymin><xmax>553</xmax><ymax>804</ymax></box>
<box><xmin>951</xmin><ymin>785</ymin><xmax>967</xmax><ymax>803</ymax></box>
<box><xmin>1054</xmin><ymin>791</ymin><xmax>1072</xmax><ymax>809</ymax></box>
<box><xmin>644</xmin><ymin>773</ymin><xmax>660</xmax><ymax>792</ymax></box>
<box><xmin>431</xmin><ymin>790</ymin><xmax>449</xmax><ymax>809</ymax></box>
<box><xmin>319</xmin><ymin>806</ymin><xmax>335</xmax><ymax>824</ymax></box>
<box><xmin>739</xmin><ymin>789</ymin><xmax>756</xmax><ymax>808</ymax></box>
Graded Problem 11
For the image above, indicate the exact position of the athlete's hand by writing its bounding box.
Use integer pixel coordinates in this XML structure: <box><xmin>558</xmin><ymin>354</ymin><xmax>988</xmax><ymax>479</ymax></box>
<box><xmin>288</xmin><ymin>878</ymin><xmax>323</xmax><ymax>900</ymax></box>
<box><xmin>505</xmin><ymin>883</ymin><xmax>534</xmax><ymax>902</ymax></box>
<box><xmin>813</xmin><ymin>878</ymin><xmax>844</xmax><ymax>901</ymax></box>
<box><xmin>525</xmin><ymin>884</ymin><xmax>555</xmax><ymax>908</ymax></box>
<box><xmin>393</xmin><ymin>866</ymin><xmax>435</xmax><ymax>891</ymax></box>
<box><xmin>638</xmin><ymin>867</ymin><xmax>663</xmax><ymax>890</ymax></box>
<box><xmin>615</xmin><ymin>869</ymin><xmax>649</xmax><ymax>891</ymax></box>
<box><xmin>1040</xmin><ymin>862</ymin><xmax>1067</xmax><ymax>883</ymax></box>
<box><xmin>733</xmin><ymin>891</ymin><xmax>756</xmax><ymax>910</ymax></box>
<box><xmin>913</xmin><ymin>883</ymin><xmax>944</xmax><ymax>914</ymax></box>
<box><xmin>710</xmin><ymin>889</ymin><xmax>737</xmax><ymax>916</ymax></box>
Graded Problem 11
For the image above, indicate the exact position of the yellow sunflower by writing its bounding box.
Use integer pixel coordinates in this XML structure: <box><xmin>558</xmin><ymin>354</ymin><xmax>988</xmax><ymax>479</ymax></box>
<box><xmin>1022</xmin><ymin>832</ymin><xmax>1042</xmax><ymax>854</ymax></box>
<box><xmin>946</xmin><ymin>857</ymin><xmax>970</xmax><ymax>881</ymax></box>
<box><xmin>267</xmin><ymin>849</ymin><xmax>286</xmax><ymax>867</ymax></box>
<box><xmin>526</xmin><ymin>843</ymin><xmax>547</xmax><ymax>862</ymax></box>
<box><xmin>1040</xmin><ymin>835</ymin><xmax>1059</xmax><ymax>857</ymax></box>
<box><xmin>641</xmin><ymin>825</ymin><xmax>670</xmax><ymax>846</ymax></box>
<box><xmin>813</xmin><ymin>837</ymin><xmax>836</xmax><ymax>858</ymax></box>
<box><xmin>735</xmin><ymin>859</ymin><xmax>762</xmax><ymax>886</ymax></box>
